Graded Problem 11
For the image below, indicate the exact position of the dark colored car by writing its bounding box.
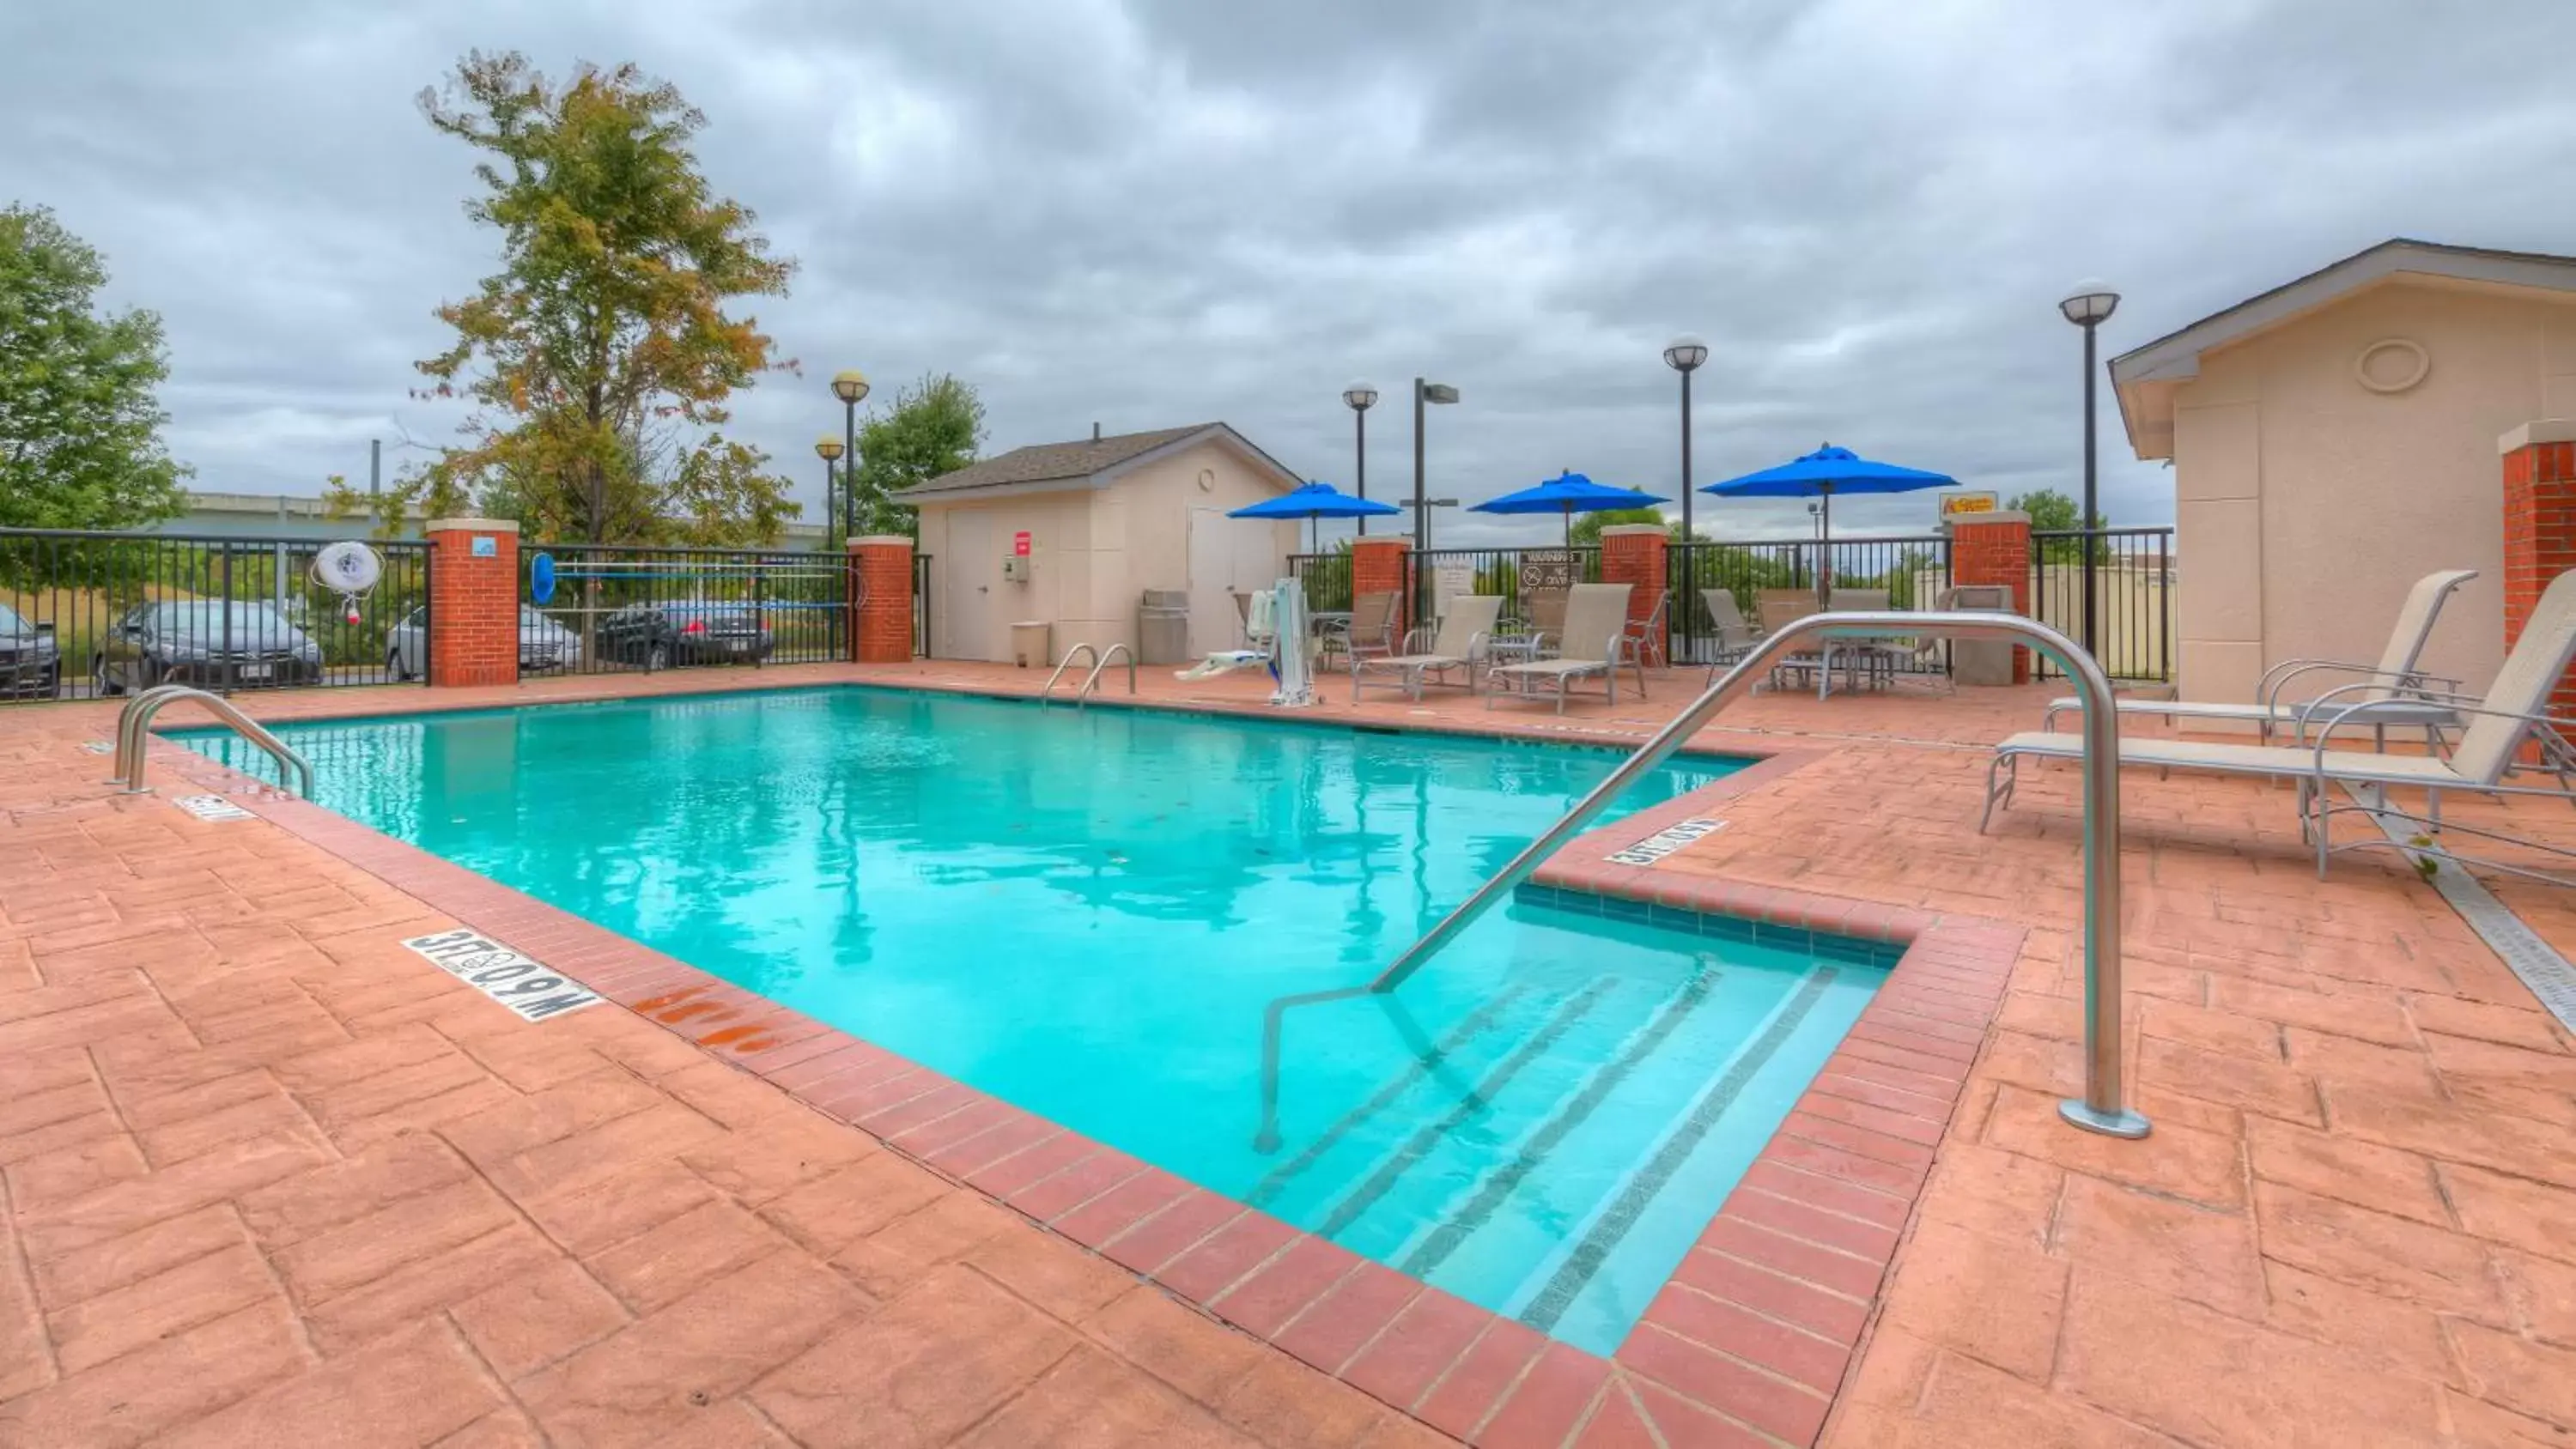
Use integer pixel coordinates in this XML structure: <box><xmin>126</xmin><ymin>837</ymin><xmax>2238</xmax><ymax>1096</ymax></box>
<box><xmin>595</xmin><ymin>600</ymin><xmax>775</xmax><ymax>670</ymax></box>
<box><xmin>0</xmin><ymin>603</ymin><xmax>60</xmax><ymax>699</ymax></box>
<box><xmin>94</xmin><ymin>600</ymin><xmax>325</xmax><ymax>694</ymax></box>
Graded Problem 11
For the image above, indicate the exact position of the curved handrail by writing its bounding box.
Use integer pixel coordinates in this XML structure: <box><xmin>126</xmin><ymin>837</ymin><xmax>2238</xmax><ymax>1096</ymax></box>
<box><xmin>1253</xmin><ymin>609</ymin><xmax>2144</xmax><ymax>1152</ymax></box>
<box><xmin>112</xmin><ymin>686</ymin><xmax>313</xmax><ymax>798</ymax></box>
<box><xmin>1077</xmin><ymin>643</ymin><xmax>1136</xmax><ymax>706</ymax></box>
<box><xmin>1039</xmin><ymin>643</ymin><xmax>1100</xmax><ymax>706</ymax></box>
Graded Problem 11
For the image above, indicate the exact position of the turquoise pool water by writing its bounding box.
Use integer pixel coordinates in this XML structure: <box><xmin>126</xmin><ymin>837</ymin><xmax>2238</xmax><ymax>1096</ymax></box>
<box><xmin>183</xmin><ymin>687</ymin><xmax>1886</xmax><ymax>1352</ymax></box>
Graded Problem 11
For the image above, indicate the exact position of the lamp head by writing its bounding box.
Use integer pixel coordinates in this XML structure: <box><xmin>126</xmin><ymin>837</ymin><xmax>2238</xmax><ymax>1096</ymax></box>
<box><xmin>1663</xmin><ymin>333</ymin><xmax>1708</xmax><ymax>372</ymax></box>
<box><xmin>814</xmin><ymin>435</ymin><xmax>845</xmax><ymax>462</ymax></box>
<box><xmin>2058</xmin><ymin>282</ymin><xmax>2120</xmax><ymax>326</ymax></box>
<box><xmin>1342</xmin><ymin>380</ymin><xmax>1379</xmax><ymax>411</ymax></box>
<box><xmin>830</xmin><ymin>368</ymin><xmax>871</xmax><ymax>403</ymax></box>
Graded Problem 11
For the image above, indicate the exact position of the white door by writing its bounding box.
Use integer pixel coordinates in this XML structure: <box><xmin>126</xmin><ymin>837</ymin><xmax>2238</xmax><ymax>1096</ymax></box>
<box><xmin>943</xmin><ymin>512</ymin><xmax>999</xmax><ymax>660</ymax></box>
<box><xmin>1186</xmin><ymin>509</ymin><xmax>1286</xmax><ymax>656</ymax></box>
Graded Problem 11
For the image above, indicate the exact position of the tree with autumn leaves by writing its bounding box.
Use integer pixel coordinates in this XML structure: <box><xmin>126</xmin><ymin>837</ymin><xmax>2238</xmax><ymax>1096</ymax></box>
<box><xmin>335</xmin><ymin>52</ymin><xmax>799</xmax><ymax>546</ymax></box>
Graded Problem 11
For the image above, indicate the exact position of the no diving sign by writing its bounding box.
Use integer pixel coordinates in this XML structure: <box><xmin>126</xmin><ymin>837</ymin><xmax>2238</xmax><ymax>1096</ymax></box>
<box><xmin>402</xmin><ymin>929</ymin><xmax>602</xmax><ymax>1022</ymax></box>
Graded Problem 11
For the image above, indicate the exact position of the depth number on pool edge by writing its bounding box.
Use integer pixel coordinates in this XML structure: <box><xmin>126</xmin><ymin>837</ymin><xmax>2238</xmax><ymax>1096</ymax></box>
<box><xmin>401</xmin><ymin>929</ymin><xmax>602</xmax><ymax>1022</ymax></box>
<box><xmin>1606</xmin><ymin>817</ymin><xmax>1726</xmax><ymax>867</ymax></box>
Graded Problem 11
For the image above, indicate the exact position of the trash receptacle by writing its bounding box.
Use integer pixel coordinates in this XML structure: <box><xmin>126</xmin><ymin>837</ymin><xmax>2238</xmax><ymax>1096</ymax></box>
<box><xmin>1943</xmin><ymin>585</ymin><xmax>2018</xmax><ymax>685</ymax></box>
<box><xmin>1009</xmin><ymin>621</ymin><xmax>1051</xmax><ymax>669</ymax></box>
<box><xmin>1138</xmin><ymin>590</ymin><xmax>1190</xmax><ymax>666</ymax></box>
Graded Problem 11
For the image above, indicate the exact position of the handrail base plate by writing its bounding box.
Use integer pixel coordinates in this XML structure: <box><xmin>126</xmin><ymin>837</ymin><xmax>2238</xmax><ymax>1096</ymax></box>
<box><xmin>2058</xmin><ymin>1100</ymin><xmax>2152</xmax><ymax>1139</ymax></box>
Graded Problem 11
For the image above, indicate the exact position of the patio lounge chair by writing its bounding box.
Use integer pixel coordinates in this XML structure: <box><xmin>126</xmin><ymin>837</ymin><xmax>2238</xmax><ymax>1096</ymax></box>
<box><xmin>1984</xmin><ymin>568</ymin><xmax>2576</xmax><ymax>881</ymax></box>
<box><xmin>1353</xmin><ymin>595</ymin><xmax>1504</xmax><ymax>702</ymax></box>
<box><xmin>2039</xmin><ymin>568</ymin><xmax>2476</xmax><ymax>748</ymax></box>
<box><xmin>1699</xmin><ymin>590</ymin><xmax>1761</xmax><ymax>681</ymax></box>
<box><xmin>1486</xmin><ymin>583</ymin><xmax>1640</xmax><ymax>712</ymax></box>
<box><xmin>1319</xmin><ymin>591</ymin><xmax>1399</xmax><ymax>668</ymax></box>
<box><xmin>1624</xmin><ymin>591</ymin><xmax>1672</xmax><ymax>670</ymax></box>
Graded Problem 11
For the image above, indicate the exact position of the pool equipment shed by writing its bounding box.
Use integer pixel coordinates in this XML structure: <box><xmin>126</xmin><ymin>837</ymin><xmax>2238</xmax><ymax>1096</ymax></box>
<box><xmin>902</xmin><ymin>423</ymin><xmax>1306</xmax><ymax>665</ymax></box>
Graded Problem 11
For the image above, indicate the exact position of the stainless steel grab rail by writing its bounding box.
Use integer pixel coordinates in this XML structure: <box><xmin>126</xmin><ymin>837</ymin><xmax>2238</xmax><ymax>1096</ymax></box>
<box><xmin>112</xmin><ymin>685</ymin><xmax>314</xmax><ymax>798</ymax></box>
<box><xmin>1077</xmin><ymin>643</ymin><xmax>1136</xmax><ymax>706</ymax></box>
<box><xmin>1038</xmin><ymin>643</ymin><xmax>1101</xmax><ymax>706</ymax></box>
<box><xmin>1252</xmin><ymin>610</ymin><xmax>2145</xmax><ymax>1152</ymax></box>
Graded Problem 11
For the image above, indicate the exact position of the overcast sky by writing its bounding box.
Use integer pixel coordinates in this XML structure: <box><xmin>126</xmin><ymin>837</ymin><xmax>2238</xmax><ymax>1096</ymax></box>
<box><xmin>8</xmin><ymin>0</ymin><xmax>2573</xmax><ymax>546</ymax></box>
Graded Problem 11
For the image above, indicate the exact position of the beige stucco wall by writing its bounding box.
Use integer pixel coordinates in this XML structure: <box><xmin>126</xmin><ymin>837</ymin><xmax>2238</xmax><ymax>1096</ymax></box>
<box><xmin>913</xmin><ymin>439</ymin><xmax>1297</xmax><ymax>664</ymax></box>
<box><xmin>2170</xmin><ymin>279</ymin><xmax>2576</xmax><ymax>705</ymax></box>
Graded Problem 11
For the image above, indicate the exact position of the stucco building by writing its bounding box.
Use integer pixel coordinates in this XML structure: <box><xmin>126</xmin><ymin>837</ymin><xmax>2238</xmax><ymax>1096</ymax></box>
<box><xmin>902</xmin><ymin>422</ymin><xmax>1303</xmax><ymax>664</ymax></box>
<box><xmin>2112</xmin><ymin>239</ymin><xmax>2576</xmax><ymax>706</ymax></box>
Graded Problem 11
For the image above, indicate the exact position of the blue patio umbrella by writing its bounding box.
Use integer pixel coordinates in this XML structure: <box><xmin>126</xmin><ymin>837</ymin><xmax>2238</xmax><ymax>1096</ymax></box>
<box><xmin>1229</xmin><ymin>480</ymin><xmax>1401</xmax><ymax>551</ymax></box>
<box><xmin>1469</xmin><ymin>470</ymin><xmax>1669</xmax><ymax>544</ymax></box>
<box><xmin>1704</xmin><ymin>444</ymin><xmax>1956</xmax><ymax>597</ymax></box>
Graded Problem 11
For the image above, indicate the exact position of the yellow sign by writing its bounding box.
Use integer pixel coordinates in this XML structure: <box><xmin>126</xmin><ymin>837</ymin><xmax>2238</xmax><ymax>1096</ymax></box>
<box><xmin>1939</xmin><ymin>491</ymin><xmax>1999</xmax><ymax>518</ymax></box>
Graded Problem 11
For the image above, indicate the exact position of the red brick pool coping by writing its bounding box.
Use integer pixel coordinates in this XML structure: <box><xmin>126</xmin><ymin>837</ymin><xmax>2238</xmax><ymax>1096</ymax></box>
<box><xmin>149</xmin><ymin>690</ymin><xmax>2020</xmax><ymax>1448</ymax></box>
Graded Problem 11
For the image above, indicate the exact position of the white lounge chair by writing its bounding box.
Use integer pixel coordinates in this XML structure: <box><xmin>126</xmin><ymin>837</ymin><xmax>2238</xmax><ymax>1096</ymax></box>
<box><xmin>1986</xmin><ymin>568</ymin><xmax>2576</xmax><ymax>880</ymax></box>
<box><xmin>1319</xmin><ymin>591</ymin><xmax>1400</xmax><ymax>669</ymax></box>
<box><xmin>2041</xmin><ymin>568</ymin><xmax>2476</xmax><ymax>748</ymax></box>
<box><xmin>1699</xmin><ymin>589</ymin><xmax>1761</xmax><ymax>680</ymax></box>
<box><xmin>1354</xmin><ymin>595</ymin><xmax>1504</xmax><ymax>702</ymax></box>
<box><xmin>1486</xmin><ymin>583</ymin><xmax>1640</xmax><ymax>712</ymax></box>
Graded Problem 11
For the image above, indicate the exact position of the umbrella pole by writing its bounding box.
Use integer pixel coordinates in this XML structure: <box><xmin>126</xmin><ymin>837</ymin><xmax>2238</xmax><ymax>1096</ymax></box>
<box><xmin>1816</xmin><ymin>486</ymin><xmax>1832</xmax><ymax>609</ymax></box>
<box><xmin>1564</xmin><ymin>506</ymin><xmax>1572</xmax><ymax>548</ymax></box>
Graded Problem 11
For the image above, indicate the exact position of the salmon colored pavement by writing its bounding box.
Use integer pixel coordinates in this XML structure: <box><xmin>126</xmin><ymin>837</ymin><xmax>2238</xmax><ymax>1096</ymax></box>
<box><xmin>0</xmin><ymin>659</ymin><xmax>2572</xmax><ymax>1446</ymax></box>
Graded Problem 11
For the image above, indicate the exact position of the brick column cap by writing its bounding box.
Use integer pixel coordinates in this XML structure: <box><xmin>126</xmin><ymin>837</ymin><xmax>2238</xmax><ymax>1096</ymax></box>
<box><xmin>1599</xmin><ymin>524</ymin><xmax>1668</xmax><ymax>539</ymax></box>
<box><xmin>424</xmin><ymin>517</ymin><xmax>520</xmax><ymax>535</ymax></box>
<box><xmin>1350</xmin><ymin>536</ymin><xmax>1410</xmax><ymax>549</ymax></box>
<box><xmin>848</xmin><ymin>535</ymin><xmax>915</xmax><ymax>549</ymax></box>
<box><xmin>2500</xmin><ymin>421</ymin><xmax>2576</xmax><ymax>453</ymax></box>
<box><xmin>1945</xmin><ymin>509</ymin><xmax>2030</xmax><ymax>528</ymax></box>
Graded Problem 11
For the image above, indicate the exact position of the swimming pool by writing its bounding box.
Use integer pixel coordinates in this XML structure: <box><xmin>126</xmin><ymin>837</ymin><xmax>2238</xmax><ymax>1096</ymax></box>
<box><xmin>184</xmin><ymin>687</ymin><xmax>1888</xmax><ymax>1353</ymax></box>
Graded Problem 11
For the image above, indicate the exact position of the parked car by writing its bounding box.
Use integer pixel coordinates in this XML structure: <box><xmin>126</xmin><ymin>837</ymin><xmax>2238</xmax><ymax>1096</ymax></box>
<box><xmin>596</xmin><ymin>600</ymin><xmax>775</xmax><ymax>670</ymax></box>
<box><xmin>0</xmin><ymin>603</ymin><xmax>59</xmax><ymax>699</ymax></box>
<box><xmin>94</xmin><ymin>600</ymin><xmax>324</xmax><ymax>694</ymax></box>
<box><xmin>386</xmin><ymin>606</ymin><xmax>581</xmax><ymax>681</ymax></box>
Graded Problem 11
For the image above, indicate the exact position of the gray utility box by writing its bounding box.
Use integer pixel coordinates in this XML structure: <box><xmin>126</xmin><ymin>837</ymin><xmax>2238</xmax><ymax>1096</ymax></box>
<box><xmin>1943</xmin><ymin>585</ymin><xmax>2019</xmax><ymax>685</ymax></box>
<box><xmin>1138</xmin><ymin>589</ymin><xmax>1191</xmax><ymax>666</ymax></box>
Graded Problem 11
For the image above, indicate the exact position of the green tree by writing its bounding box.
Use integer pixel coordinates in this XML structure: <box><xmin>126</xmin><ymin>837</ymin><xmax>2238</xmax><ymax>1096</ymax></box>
<box><xmin>858</xmin><ymin>373</ymin><xmax>984</xmax><ymax>537</ymax></box>
<box><xmin>0</xmin><ymin>203</ymin><xmax>190</xmax><ymax>531</ymax></box>
<box><xmin>2007</xmin><ymin>488</ymin><xmax>2105</xmax><ymax>563</ymax></box>
<box><xmin>1567</xmin><ymin>506</ymin><xmax>1673</xmax><ymax>546</ymax></box>
<box><xmin>329</xmin><ymin>52</ymin><xmax>798</xmax><ymax>546</ymax></box>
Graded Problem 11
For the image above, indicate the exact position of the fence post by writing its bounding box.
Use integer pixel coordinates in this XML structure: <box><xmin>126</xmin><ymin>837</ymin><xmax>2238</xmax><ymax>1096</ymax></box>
<box><xmin>849</xmin><ymin>535</ymin><xmax>916</xmax><ymax>664</ymax></box>
<box><xmin>1949</xmin><ymin>509</ymin><xmax>2033</xmax><ymax>683</ymax></box>
<box><xmin>424</xmin><ymin>518</ymin><xmax>520</xmax><ymax>688</ymax></box>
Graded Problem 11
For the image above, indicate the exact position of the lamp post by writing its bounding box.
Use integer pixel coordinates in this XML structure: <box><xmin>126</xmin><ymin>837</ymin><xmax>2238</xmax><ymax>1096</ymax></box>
<box><xmin>1662</xmin><ymin>335</ymin><xmax>1707</xmax><ymax>542</ymax></box>
<box><xmin>830</xmin><ymin>369</ymin><xmax>870</xmax><ymax>539</ymax></box>
<box><xmin>814</xmin><ymin>436</ymin><xmax>845</xmax><ymax>548</ymax></box>
<box><xmin>2059</xmin><ymin>282</ymin><xmax>2118</xmax><ymax>660</ymax></box>
<box><xmin>1412</xmin><ymin>378</ymin><xmax>1459</xmax><ymax>551</ymax></box>
<box><xmin>1342</xmin><ymin>381</ymin><xmax>1378</xmax><ymax>537</ymax></box>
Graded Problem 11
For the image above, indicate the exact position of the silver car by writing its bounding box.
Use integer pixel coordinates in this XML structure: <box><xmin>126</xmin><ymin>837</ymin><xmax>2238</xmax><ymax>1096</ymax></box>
<box><xmin>0</xmin><ymin>603</ymin><xmax>59</xmax><ymax>698</ymax></box>
<box><xmin>387</xmin><ymin>605</ymin><xmax>582</xmax><ymax>680</ymax></box>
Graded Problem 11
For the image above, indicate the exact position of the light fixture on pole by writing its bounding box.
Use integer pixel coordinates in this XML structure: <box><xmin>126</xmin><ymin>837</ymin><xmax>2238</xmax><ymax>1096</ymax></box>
<box><xmin>1412</xmin><ymin>378</ymin><xmax>1459</xmax><ymax>551</ymax></box>
<box><xmin>2058</xmin><ymin>282</ymin><xmax>2119</xmax><ymax>660</ymax></box>
<box><xmin>830</xmin><ymin>369</ymin><xmax>870</xmax><ymax>539</ymax></box>
<box><xmin>1342</xmin><ymin>381</ymin><xmax>1378</xmax><ymax>536</ymax></box>
<box><xmin>813</xmin><ymin>436</ymin><xmax>846</xmax><ymax>548</ymax></box>
<box><xmin>1662</xmin><ymin>334</ymin><xmax>1707</xmax><ymax>542</ymax></box>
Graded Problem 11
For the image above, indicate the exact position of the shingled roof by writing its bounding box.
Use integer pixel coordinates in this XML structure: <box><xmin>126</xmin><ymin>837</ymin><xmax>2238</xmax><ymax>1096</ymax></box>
<box><xmin>902</xmin><ymin>423</ymin><xmax>1229</xmax><ymax>497</ymax></box>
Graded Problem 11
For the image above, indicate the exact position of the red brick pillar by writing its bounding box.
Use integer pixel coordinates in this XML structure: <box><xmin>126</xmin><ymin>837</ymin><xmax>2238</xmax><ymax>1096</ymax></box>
<box><xmin>426</xmin><ymin>518</ymin><xmax>519</xmax><ymax>688</ymax></box>
<box><xmin>1949</xmin><ymin>510</ymin><xmax>2032</xmax><ymax>684</ymax></box>
<box><xmin>2502</xmin><ymin>422</ymin><xmax>2576</xmax><ymax>716</ymax></box>
<box><xmin>849</xmin><ymin>535</ymin><xmax>916</xmax><ymax>664</ymax></box>
<box><xmin>1350</xmin><ymin>537</ymin><xmax>1412</xmax><ymax>635</ymax></box>
<box><xmin>1598</xmin><ymin>524</ymin><xmax>1668</xmax><ymax>662</ymax></box>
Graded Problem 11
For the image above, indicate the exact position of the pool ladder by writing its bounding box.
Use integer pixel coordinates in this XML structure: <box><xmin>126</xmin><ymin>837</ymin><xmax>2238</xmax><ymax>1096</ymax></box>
<box><xmin>1253</xmin><ymin>609</ymin><xmax>2148</xmax><ymax>1152</ymax></box>
<box><xmin>111</xmin><ymin>684</ymin><xmax>313</xmax><ymax>797</ymax></box>
<box><xmin>1037</xmin><ymin>642</ymin><xmax>1135</xmax><ymax>708</ymax></box>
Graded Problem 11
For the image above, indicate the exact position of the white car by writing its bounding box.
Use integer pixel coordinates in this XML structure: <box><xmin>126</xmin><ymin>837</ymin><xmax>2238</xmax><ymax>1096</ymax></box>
<box><xmin>387</xmin><ymin>606</ymin><xmax>582</xmax><ymax>680</ymax></box>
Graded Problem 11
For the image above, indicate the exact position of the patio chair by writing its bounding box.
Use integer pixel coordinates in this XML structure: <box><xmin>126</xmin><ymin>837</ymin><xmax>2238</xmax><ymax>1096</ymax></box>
<box><xmin>1756</xmin><ymin>591</ymin><xmax>1814</xmax><ymax>634</ymax></box>
<box><xmin>1501</xmin><ymin>586</ymin><xmax>1572</xmax><ymax>652</ymax></box>
<box><xmin>1486</xmin><ymin>583</ymin><xmax>1640</xmax><ymax>713</ymax></box>
<box><xmin>1354</xmin><ymin>595</ymin><xmax>1504</xmax><ymax>702</ymax></box>
<box><xmin>1699</xmin><ymin>590</ymin><xmax>1761</xmax><ymax>682</ymax></box>
<box><xmin>1319</xmin><ymin>591</ymin><xmax>1399</xmax><ymax>668</ymax></box>
<box><xmin>1983</xmin><ymin>567</ymin><xmax>2576</xmax><ymax>881</ymax></box>
<box><xmin>1623</xmin><ymin>591</ymin><xmax>1672</xmax><ymax>670</ymax></box>
<box><xmin>2039</xmin><ymin>568</ymin><xmax>2477</xmax><ymax>750</ymax></box>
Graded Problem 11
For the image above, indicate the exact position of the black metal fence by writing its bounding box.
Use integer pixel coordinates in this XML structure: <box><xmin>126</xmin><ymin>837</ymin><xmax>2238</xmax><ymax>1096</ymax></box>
<box><xmin>1288</xmin><ymin>526</ymin><xmax>2176</xmax><ymax>682</ymax></box>
<box><xmin>0</xmin><ymin>528</ymin><xmax>431</xmax><ymax>703</ymax></box>
<box><xmin>523</xmin><ymin>543</ymin><xmax>849</xmax><ymax>678</ymax></box>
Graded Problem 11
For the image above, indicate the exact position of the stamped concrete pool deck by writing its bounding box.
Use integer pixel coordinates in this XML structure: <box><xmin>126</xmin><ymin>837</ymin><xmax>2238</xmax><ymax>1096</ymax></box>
<box><xmin>3</xmin><ymin>660</ymin><xmax>2573</xmax><ymax>1447</ymax></box>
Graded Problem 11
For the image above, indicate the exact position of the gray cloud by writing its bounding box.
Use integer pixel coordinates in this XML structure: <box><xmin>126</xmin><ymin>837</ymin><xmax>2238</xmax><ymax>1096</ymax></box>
<box><xmin>6</xmin><ymin>0</ymin><xmax>2573</xmax><ymax>545</ymax></box>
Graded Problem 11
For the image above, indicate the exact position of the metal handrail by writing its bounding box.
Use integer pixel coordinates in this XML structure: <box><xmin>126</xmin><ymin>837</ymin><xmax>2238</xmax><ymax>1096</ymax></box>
<box><xmin>1038</xmin><ymin>643</ymin><xmax>1100</xmax><ymax>706</ymax></box>
<box><xmin>1077</xmin><ymin>643</ymin><xmax>1135</xmax><ymax>705</ymax></box>
<box><xmin>1252</xmin><ymin>610</ymin><xmax>2145</xmax><ymax>1153</ymax></box>
<box><xmin>112</xmin><ymin>685</ymin><xmax>313</xmax><ymax>798</ymax></box>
